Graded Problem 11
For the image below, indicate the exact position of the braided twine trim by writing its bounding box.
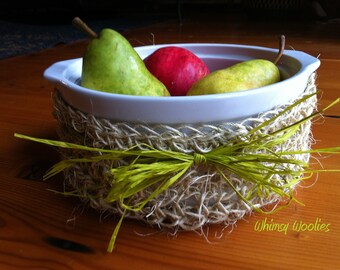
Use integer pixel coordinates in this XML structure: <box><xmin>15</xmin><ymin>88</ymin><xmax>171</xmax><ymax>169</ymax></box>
<box><xmin>52</xmin><ymin>73</ymin><xmax>318</xmax><ymax>231</ymax></box>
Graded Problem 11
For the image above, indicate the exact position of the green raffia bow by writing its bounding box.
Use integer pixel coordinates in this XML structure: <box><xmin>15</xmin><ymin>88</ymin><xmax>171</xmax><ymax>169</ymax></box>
<box><xmin>14</xmin><ymin>92</ymin><xmax>340</xmax><ymax>252</ymax></box>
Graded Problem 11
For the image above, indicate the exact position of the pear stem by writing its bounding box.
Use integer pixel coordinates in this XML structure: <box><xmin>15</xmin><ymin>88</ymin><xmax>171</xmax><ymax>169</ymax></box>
<box><xmin>273</xmin><ymin>35</ymin><xmax>285</xmax><ymax>65</ymax></box>
<box><xmin>72</xmin><ymin>17</ymin><xmax>98</xmax><ymax>39</ymax></box>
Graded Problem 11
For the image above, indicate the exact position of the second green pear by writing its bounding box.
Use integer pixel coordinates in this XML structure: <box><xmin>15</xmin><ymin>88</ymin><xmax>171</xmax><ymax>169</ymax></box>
<box><xmin>81</xmin><ymin>28</ymin><xmax>170</xmax><ymax>96</ymax></box>
<box><xmin>187</xmin><ymin>59</ymin><xmax>280</xmax><ymax>95</ymax></box>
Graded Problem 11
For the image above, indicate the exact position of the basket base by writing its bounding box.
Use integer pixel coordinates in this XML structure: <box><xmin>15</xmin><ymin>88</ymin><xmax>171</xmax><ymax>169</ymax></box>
<box><xmin>52</xmin><ymin>73</ymin><xmax>318</xmax><ymax>231</ymax></box>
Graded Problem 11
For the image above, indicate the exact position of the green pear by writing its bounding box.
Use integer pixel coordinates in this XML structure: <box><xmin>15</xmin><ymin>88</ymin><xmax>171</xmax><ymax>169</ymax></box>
<box><xmin>81</xmin><ymin>28</ymin><xmax>170</xmax><ymax>96</ymax></box>
<box><xmin>187</xmin><ymin>59</ymin><xmax>280</xmax><ymax>95</ymax></box>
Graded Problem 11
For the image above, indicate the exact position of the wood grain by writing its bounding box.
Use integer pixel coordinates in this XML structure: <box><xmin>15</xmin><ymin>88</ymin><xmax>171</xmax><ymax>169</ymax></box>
<box><xmin>0</xmin><ymin>16</ymin><xmax>339</xmax><ymax>269</ymax></box>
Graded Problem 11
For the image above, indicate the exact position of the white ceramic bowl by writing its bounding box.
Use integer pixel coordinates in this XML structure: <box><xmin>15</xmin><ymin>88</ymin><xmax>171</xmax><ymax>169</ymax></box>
<box><xmin>44</xmin><ymin>43</ymin><xmax>320</xmax><ymax>125</ymax></box>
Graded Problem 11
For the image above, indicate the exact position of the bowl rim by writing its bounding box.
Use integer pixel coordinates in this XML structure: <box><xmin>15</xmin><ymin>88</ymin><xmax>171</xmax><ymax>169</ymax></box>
<box><xmin>43</xmin><ymin>42</ymin><xmax>320</xmax><ymax>124</ymax></box>
<box><xmin>44</xmin><ymin>42</ymin><xmax>319</xmax><ymax>102</ymax></box>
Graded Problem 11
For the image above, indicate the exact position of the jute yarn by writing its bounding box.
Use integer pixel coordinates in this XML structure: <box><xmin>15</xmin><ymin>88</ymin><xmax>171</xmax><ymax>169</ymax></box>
<box><xmin>52</xmin><ymin>73</ymin><xmax>318</xmax><ymax>231</ymax></box>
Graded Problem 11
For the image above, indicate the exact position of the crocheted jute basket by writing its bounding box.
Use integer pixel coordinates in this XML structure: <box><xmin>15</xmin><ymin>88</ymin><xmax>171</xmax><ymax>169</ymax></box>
<box><xmin>52</xmin><ymin>73</ymin><xmax>317</xmax><ymax>232</ymax></box>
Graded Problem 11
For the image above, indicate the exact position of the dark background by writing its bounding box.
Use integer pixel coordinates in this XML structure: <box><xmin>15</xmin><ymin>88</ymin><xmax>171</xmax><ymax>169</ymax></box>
<box><xmin>1</xmin><ymin>0</ymin><xmax>339</xmax><ymax>59</ymax></box>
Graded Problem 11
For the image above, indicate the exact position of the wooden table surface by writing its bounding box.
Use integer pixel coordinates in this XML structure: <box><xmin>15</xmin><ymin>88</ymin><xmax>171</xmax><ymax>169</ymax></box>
<box><xmin>1</xmin><ymin>16</ymin><xmax>340</xmax><ymax>269</ymax></box>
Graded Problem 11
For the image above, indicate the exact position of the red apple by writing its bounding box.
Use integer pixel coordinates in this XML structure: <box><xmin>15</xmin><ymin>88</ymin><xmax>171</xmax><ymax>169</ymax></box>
<box><xmin>143</xmin><ymin>46</ymin><xmax>210</xmax><ymax>96</ymax></box>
